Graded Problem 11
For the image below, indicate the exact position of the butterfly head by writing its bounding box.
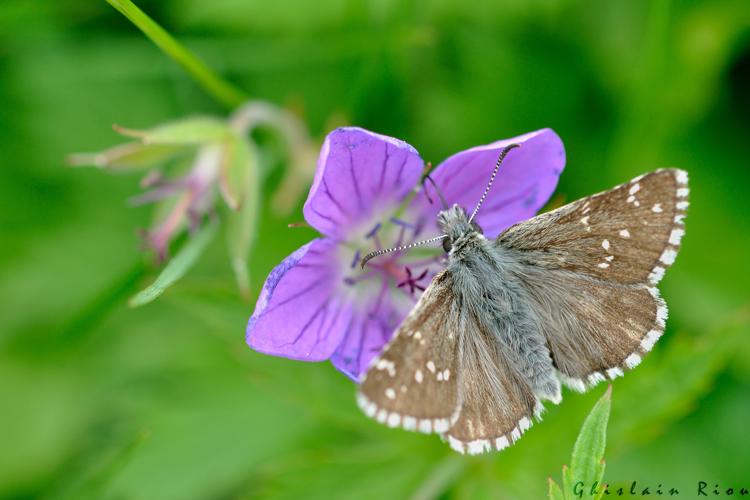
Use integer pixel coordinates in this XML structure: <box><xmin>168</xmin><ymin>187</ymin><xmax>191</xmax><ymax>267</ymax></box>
<box><xmin>437</xmin><ymin>204</ymin><xmax>482</xmax><ymax>253</ymax></box>
<box><xmin>360</xmin><ymin>143</ymin><xmax>518</xmax><ymax>269</ymax></box>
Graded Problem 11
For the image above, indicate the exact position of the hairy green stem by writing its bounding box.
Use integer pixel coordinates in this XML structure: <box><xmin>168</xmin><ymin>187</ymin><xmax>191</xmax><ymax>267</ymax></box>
<box><xmin>106</xmin><ymin>0</ymin><xmax>247</xmax><ymax>109</ymax></box>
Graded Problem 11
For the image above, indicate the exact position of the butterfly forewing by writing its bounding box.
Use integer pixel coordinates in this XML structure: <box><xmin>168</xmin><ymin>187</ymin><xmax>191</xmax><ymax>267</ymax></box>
<box><xmin>443</xmin><ymin>315</ymin><xmax>538</xmax><ymax>455</ymax></box>
<box><xmin>357</xmin><ymin>271</ymin><xmax>460</xmax><ymax>433</ymax></box>
<box><xmin>499</xmin><ymin>169</ymin><xmax>688</xmax><ymax>285</ymax></box>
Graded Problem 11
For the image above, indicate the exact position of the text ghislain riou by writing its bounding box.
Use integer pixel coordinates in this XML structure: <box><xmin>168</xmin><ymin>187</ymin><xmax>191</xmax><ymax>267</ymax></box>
<box><xmin>573</xmin><ymin>481</ymin><xmax>749</xmax><ymax>497</ymax></box>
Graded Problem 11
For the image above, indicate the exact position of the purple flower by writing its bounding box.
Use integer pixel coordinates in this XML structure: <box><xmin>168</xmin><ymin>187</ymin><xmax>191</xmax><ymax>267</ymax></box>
<box><xmin>246</xmin><ymin>127</ymin><xmax>565</xmax><ymax>381</ymax></box>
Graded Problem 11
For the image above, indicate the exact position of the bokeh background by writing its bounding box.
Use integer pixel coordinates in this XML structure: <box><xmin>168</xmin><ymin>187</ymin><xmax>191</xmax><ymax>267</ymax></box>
<box><xmin>1</xmin><ymin>0</ymin><xmax>749</xmax><ymax>498</ymax></box>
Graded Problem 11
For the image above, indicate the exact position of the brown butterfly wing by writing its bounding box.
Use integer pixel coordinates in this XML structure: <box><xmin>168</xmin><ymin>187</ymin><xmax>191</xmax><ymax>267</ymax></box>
<box><xmin>520</xmin><ymin>268</ymin><xmax>665</xmax><ymax>389</ymax></box>
<box><xmin>357</xmin><ymin>271</ymin><xmax>461</xmax><ymax>433</ymax></box>
<box><xmin>499</xmin><ymin>169</ymin><xmax>688</xmax><ymax>285</ymax></box>
<box><xmin>443</xmin><ymin>314</ymin><xmax>538</xmax><ymax>454</ymax></box>
<box><xmin>498</xmin><ymin>169</ymin><xmax>688</xmax><ymax>389</ymax></box>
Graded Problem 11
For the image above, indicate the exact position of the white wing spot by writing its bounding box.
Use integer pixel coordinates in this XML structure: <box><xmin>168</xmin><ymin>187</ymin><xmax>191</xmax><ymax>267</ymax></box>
<box><xmin>387</xmin><ymin>412</ymin><xmax>401</xmax><ymax>427</ymax></box>
<box><xmin>443</xmin><ymin>369</ymin><xmax>450</xmax><ymax>381</ymax></box>
<box><xmin>660</xmin><ymin>248</ymin><xmax>677</xmax><ymax>265</ymax></box>
<box><xmin>656</xmin><ymin>302</ymin><xmax>668</xmax><ymax>327</ymax></box>
<box><xmin>677</xmin><ymin>188</ymin><xmax>689</xmax><ymax>198</ymax></box>
<box><xmin>385</xmin><ymin>388</ymin><xmax>396</xmax><ymax>400</ymax></box>
<box><xmin>669</xmin><ymin>228</ymin><xmax>684</xmax><ymax>245</ymax></box>
<box><xmin>676</xmin><ymin>170</ymin><xmax>688</xmax><ymax>184</ymax></box>
<box><xmin>605</xmin><ymin>255</ymin><xmax>614</xmax><ymax>262</ymax></box>
<box><xmin>437</xmin><ymin>371</ymin><xmax>443</xmax><ymax>381</ymax></box>
<box><xmin>627</xmin><ymin>195</ymin><xmax>636</xmax><ymax>203</ymax></box>
<box><xmin>580</xmin><ymin>216</ymin><xmax>590</xmax><ymax>225</ymax></box>
<box><xmin>519</xmin><ymin>417</ymin><xmax>532</xmax><ymax>431</ymax></box>
<box><xmin>619</xmin><ymin>229</ymin><xmax>631</xmax><ymax>238</ymax></box>
<box><xmin>648</xmin><ymin>266</ymin><xmax>665</xmax><ymax>283</ymax></box>
<box><xmin>403</xmin><ymin>416</ymin><xmax>417</xmax><ymax>430</ymax></box>
<box><xmin>418</xmin><ymin>419</ymin><xmax>432</xmax><ymax>433</ymax></box>
<box><xmin>651</xmin><ymin>203</ymin><xmax>663</xmax><ymax>213</ymax></box>
<box><xmin>597</xmin><ymin>262</ymin><xmax>609</xmax><ymax>268</ymax></box>
<box><xmin>641</xmin><ymin>329</ymin><xmax>663</xmax><ymax>351</ymax></box>
<box><xmin>376</xmin><ymin>358</ymin><xmax>396</xmax><ymax>377</ymax></box>
<box><xmin>426</xmin><ymin>361</ymin><xmax>436</xmax><ymax>373</ymax></box>
<box><xmin>415</xmin><ymin>370</ymin><xmax>423</xmax><ymax>383</ymax></box>
<box><xmin>413</xmin><ymin>330</ymin><xmax>422</xmax><ymax>340</ymax></box>
<box><xmin>589</xmin><ymin>372</ymin><xmax>606</xmax><ymax>385</ymax></box>
<box><xmin>601</xmin><ymin>239</ymin><xmax>610</xmax><ymax>250</ymax></box>
<box><xmin>495</xmin><ymin>436</ymin><xmax>510</xmax><ymax>450</ymax></box>
<box><xmin>467</xmin><ymin>439</ymin><xmax>492</xmax><ymax>455</ymax></box>
<box><xmin>629</xmin><ymin>183</ymin><xmax>641</xmax><ymax>195</ymax></box>
<box><xmin>676</xmin><ymin>201</ymin><xmax>689</xmax><ymax>210</ymax></box>
<box><xmin>510</xmin><ymin>427</ymin><xmax>521</xmax><ymax>442</ymax></box>
<box><xmin>625</xmin><ymin>353</ymin><xmax>642</xmax><ymax>369</ymax></box>
<box><xmin>433</xmin><ymin>418</ymin><xmax>450</xmax><ymax>433</ymax></box>
<box><xmin>448</xmin><ymin>436</ymin><xmax>464</xmax><ymax>453</ymax></box>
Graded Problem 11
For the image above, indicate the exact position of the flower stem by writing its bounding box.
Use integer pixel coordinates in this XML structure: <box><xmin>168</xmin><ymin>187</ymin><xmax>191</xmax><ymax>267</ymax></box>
<box><xmin>106</xmin><ymin>0</ymin><xmax>247</xmax><ymax>109</ymax></box>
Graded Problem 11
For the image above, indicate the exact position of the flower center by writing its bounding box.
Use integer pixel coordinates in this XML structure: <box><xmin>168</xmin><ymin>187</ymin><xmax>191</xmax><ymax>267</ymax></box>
<box><xmin>341</xmin><ymin>214</ymin><xmax>443</xmax><ymax>315</ymax></box>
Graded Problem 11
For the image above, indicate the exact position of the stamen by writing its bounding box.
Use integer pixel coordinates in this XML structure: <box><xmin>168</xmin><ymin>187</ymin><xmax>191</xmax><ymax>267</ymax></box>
<box><xmin>365</xmin><ymin>222</ymin><xmax>381</xmax><ymax>239</ymax></box>
<box><xmin>350</xmin><ymin>249</ymin><xmax>361</xmax><ymax>269</ymax></box>
<box><xmin>365</xmin><ymin>222</ymin><xmax>383</xmax><ymax>251</ymax></box>
<box><xmin>390</xmin><ymin>217</ymin><xmax>416</xmax><ymax>229</ymax></box>
<box><xmin>394</xmin><ymin>225</ymin><xmax>407</xmax><ymax>247</ymax></box>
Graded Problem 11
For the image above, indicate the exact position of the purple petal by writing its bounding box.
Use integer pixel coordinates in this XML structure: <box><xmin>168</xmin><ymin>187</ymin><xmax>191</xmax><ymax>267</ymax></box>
<box><xmin>303</xmin><ymin>127</ymin><xmax>424</xmax><ymax>240</ymax></box>
<box><xmin>330</xmin><ymin>287</ymin><xmax>411</xmax><ymax>381</ymax></box>
<box><xmin>413</xmin><ymin>128</ymin><xmax>565</xmax><ymax>238</ymax></box>
<box><xmin>246</xmin><ymin>238</ymin><xmax>354</xmax><ymax>361</ymax></box>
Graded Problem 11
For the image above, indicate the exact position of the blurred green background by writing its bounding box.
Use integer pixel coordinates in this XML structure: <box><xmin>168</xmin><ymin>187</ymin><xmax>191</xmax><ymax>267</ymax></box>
<box><xmin>1</xmin><ymin>0</ymin><xmax>749</xmax><ymax>498</ymax></box>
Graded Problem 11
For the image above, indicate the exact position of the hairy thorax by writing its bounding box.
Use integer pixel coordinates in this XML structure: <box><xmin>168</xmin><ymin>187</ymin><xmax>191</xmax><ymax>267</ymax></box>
<box><xmin>441</xmin><ymin>221</ymin><xmax>562</xmax><ymax>404</ymax></box>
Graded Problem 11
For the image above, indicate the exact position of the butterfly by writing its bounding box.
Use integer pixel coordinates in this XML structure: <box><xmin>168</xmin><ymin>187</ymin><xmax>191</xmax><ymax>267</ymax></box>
<box><xmin>356</xmin><ymin>144</ymin><xmax>688</xmax><ymax>454</ymax></box>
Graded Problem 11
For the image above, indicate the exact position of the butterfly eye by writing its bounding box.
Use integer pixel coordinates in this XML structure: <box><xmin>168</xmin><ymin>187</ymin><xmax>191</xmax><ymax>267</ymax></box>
<box><xmin>442</xmin><ymin>237</ymin><xmax>452</xmax><ymax>253</ymax></box>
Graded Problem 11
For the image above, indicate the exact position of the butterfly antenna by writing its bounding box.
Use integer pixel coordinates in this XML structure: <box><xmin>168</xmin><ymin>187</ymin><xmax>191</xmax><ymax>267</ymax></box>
<box><xmin>361</xmin><ymin>234</ymin><xmax>447</xmax><ymax>269</ymax></box>
<box><xmin>468</xmin><ymin>143</ymin><xmax>520</xmax><ymax>224</ymax></box>
<box><xmin>422</xmin><ymin>174</ymin><xmax>449</xmax><ymax>209</ymax></box>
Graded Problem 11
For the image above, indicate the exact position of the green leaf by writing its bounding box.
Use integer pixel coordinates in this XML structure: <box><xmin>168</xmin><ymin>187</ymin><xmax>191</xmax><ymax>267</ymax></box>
<box><xmin>106</xmin><ymin>0</ymin><xmax>247</xmax><ymax>109</ymax></box>
<box><xmin>129</xmin><ymin>222</ymin><xmax>218</xmax><ymax>307</ymax></box>
<box><xmin>565</xmin><ymin>386</ymin><xmax>612</xmax><ymax>500</ymax></box>
<box><xmin>548</xmin><ymin>477</ymin><xmax>565</xmax><ymax>500</ymax></box>
<box><xmin>114</xmin><ymin>117</ymin><xmax>230</xmax><ymax>146</ymax></box>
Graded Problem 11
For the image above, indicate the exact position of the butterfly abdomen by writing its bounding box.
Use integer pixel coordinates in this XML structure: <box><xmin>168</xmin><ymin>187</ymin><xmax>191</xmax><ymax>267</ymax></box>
<box><xmin>450</xmin><ymin>241</ymin><xmax>562</xmax><ymax>405</ymax></box>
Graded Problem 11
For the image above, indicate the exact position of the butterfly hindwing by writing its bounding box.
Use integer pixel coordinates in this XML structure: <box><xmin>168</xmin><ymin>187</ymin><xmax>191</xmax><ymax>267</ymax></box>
<box><xmin>499</xmin><ymin>169</ymin><xmax>688</xmax><ymax>285</ymax></box>
<box><xmin>443</xmin><ymin>313</ymin><xmax>538</xmax><ymax>454</ymax></box>
<box><xmin>357</xmin><ymin>271</ymin><xmax>460</xmax><ymax>433</ymax></box>
<box><xmin>519</xmin><ymin>267</ymin><xmax>665</xmax><ymax>390</ymax></box>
